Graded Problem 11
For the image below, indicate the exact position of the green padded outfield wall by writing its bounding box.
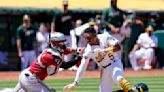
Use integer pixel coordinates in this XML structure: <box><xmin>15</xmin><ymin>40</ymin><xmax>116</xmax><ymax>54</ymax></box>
<box><xmin>153</xmin><ymin>30</ymin><xmax>164</xmax><ymax>67</ymax></box>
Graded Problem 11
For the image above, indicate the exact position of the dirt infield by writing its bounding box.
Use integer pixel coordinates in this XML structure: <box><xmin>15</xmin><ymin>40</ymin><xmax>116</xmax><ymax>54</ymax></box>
<box><xmin>0</xmin><ymin>69</ymin><xmax>164</xmax><ymax>81</ymax></box>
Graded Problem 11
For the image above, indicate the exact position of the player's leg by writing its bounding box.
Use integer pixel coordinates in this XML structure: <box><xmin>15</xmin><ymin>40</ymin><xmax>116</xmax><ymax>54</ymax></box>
<box><xmin>13</xmin><ymin>82</ymin><xmax>25</xmax><ymax>92</ymax></box>
<box><xmin>24</xmin><ymin>82</ymin><xmax>54</xmax><ymax>92</ymax></box>
<box><xmin>99</xmin><ymin>67</ymin><xmax>113</xmax><ymax>92</ymax></box>
<box><xmin>29</xmin><ymin>50</ymin><xmax>36</xmax><ymax>65</ymax></box>
<box><xmin>143</xmin><ymin>48</ymin><xmax>154</xmax><ymax>69</ymax></box>
<box><xmin>13</xmin><ymin>69</ymin><xmax>28</xmax><ymax>92</ymax></box>
<box><xmin>19</xmin><ymin>69</ymin><xmax>54</xmax><ymax>92</ymax></box>
<box><xmin>112</xmin><ymin>60</ymin><xmax>135</xmax><ymax>92</ymax></box>
<box><xmin>129</xmin><ymin>50</ymin><xmax>142</xmax><ymax>71</ymax></box>
<box><xmin>129</xmin><ymin>53</ymin><xmax>138</xmax><ymax>70</ymax></box>
<box><xmin>31</xmin><ymin>80</ymin><xmax>56</xmax><ymax>92</ymax></box>
<box><xmin>21</xmin><ymin>51</ymin><xmax>29</xmax><ymax>71</ymax></box>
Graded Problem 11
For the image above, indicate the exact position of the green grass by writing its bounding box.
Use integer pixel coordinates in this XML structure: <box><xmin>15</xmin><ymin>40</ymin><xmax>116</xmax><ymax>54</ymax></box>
<box><xmin>0</xmin><ymin>76</ymin><xmax>164</xmax><ymax>92</ymax></box>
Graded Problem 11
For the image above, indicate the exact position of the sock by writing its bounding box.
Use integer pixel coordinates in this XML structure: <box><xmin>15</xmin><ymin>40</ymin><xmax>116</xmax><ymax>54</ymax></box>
<box><xmin>119</xmin><ymin>79</ymin><xmax>134</xmax><ymax>92</ymax></box>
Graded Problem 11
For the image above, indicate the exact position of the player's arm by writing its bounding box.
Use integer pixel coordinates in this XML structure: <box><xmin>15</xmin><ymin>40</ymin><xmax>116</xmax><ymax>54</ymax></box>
<box><xmin>105</xmin><ymin>44</ymin><xmax>121</xmax><ymax>52</ymax></box>
<box><xmin>70</xmin><ymin>22</ymin><xmax>91</xmax><ymax>49</ymax></box>
<box><xmin>16</xmin><ymin>38</ymin><xmax>22</xmax><ymax>57</ymax></box>
<box><xmin>60</xmin><ymin>55</ymin><xmax>82</xmax><ymax>69</ymax></box>
<box><xmin>130</xmin><ymin>34</ymin><xmax>143</xmax><ymax>53</ymax></box>
<box><xmin>61</xmin><ymin>47</ymin><xmax>85</xmax><ymax>69</ymax></box>
<box><xmin>73</xmin><ymin>23</ymin><xmax>90</xmax><ymax>36</ymax></box>
<box><xmin>130</xmin><ymin>44</ymin><xmax>140</xmax><ymax>53</ymax></box>
<box><xmin>16</xmin><ymin>28</ymin><xmax>22</xmax><ymax>57</ymax></box>
<box><xmin>63</xmin><ymin>55</ymin><xmax>90</xmax><ymax>92</ymax></box>
<box><xmin>101</xmin><ymin>8</ymin><xmax>117</xmax><ymax>32</ymax></box>
<box><xmin>74</xmin><ymin>57</ymin><xmax>90</xmax><ymax>83</ymax></box>
<box><xmin>105</xmin><ymin>34</ymin><xmax>121</xmax><ymax>53</ymax></box>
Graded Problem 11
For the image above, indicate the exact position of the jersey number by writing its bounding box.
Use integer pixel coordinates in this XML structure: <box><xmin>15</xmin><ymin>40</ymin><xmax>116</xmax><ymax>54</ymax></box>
<box><xmin>107</xmin><ymin>51</ymin><xmax>114</xmax><ymax>60</ymax></box>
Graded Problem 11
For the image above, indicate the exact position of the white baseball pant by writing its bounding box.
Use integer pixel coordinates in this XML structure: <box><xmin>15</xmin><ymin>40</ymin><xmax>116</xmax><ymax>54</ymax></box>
<box><xmin>21</xmin><ymin>50</ymin><xmax>36</xmax><ymax>71</ymax></box>
<box><xmin>13</xmin><ymin>68</ymin><xmax>52</xmax><ymax>92</ymax></box>
<box><xmin>100</xmin><ymin>60</ymin><xmax>123</xmax><ymax>92</ymax></box>
<box><xmin>129</xmin><ymin>48</ymin><xmax>154</xmax><ymax>70</ymax></box>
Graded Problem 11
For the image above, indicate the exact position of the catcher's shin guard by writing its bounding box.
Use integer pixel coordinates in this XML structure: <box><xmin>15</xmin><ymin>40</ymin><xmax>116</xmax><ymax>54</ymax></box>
<box><xmin>119</xmin><ymin>79</ymin><xmax>133</xmax><ymax>92</ymax></box>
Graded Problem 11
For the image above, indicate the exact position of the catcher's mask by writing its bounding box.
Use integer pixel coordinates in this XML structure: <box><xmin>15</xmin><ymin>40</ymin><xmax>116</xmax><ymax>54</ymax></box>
<box><xmin>50</xmin><ymin>32</ymin><xmax>66</xmax><ymax>52</ymax></box>
<box><xmin>135</xmin><ymin>82</ymin><xmax>149</xmax><ymax>92</ymax></box>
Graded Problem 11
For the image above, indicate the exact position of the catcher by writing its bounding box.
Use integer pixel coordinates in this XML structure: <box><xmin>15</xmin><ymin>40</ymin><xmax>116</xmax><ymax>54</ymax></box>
<box><xmin>13</xmin><ymin>32</ymin><xmax>82</xmax><ymax>92</ymax></box>
<box><xmin>63</xmin><ymin>27</ymin><xmax>146</xmax><ymax>92</ymax></box>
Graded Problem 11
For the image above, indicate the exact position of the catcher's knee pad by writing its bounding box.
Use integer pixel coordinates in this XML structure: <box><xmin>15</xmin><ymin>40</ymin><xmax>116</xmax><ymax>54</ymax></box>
<box><xmin>134</xmin><ymin>82</ymin><xmax>148</xmax><ymax>92</ymax></box>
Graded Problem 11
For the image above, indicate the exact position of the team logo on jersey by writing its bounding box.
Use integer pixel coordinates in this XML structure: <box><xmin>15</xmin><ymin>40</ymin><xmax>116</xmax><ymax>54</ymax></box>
<box><xmin>107</xmin><ymin>51</ymin><xmax>114</xmax><ymax>60</ymax></box>
<box><xmin>25</xmin><ymin>30</ymin><xmax>34</xmax><ymax>36</ymax></box>
<box><xmin>96</xmin><ymin>52</ymin><xmax>105</xmax><ymax>62</ymax></box>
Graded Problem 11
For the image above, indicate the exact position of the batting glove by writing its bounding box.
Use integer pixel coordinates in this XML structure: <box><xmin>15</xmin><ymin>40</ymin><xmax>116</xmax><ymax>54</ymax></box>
<box><xmin>63</xmin><ymin>81</ymin><xmax>78</xmax><ymax>92</ymax></box>
<box><xmin>104</xmin><ymin>46</ymin><xmax>114</xmax><ymax>53</ymax></box>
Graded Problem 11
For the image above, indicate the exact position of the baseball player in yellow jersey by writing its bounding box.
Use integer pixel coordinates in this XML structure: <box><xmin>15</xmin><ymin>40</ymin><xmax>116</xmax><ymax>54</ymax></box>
<box><xmin>64</xmin><ymin>27</ymin><xmax>144</xmax><ymax>92</ymax></box>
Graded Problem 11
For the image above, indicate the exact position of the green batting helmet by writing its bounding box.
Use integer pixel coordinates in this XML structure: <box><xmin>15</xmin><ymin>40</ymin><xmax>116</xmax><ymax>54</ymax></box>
<box><xmin>135</xmin><ymin>82</ymin><xmax>149</xmax><ymax>92</ymax></box>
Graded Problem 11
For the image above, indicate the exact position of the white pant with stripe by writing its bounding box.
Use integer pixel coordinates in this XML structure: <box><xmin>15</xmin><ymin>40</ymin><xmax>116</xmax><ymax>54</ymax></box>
<box><xmin>100</xmin><ymin>59</ymin><xmax>123</xmax><ymax>92</ymax></box>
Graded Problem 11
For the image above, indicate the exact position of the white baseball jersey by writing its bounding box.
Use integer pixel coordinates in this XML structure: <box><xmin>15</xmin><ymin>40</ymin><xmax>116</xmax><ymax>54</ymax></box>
<box><xmin>137</xmin><ymin>32</ymin><xmax>158</xmax><ymax>48</ymax></box>
<box><xmin>84</xmin><ymin>33</ymin><xmax>119</xmax><ymax>67</ymax></box>
<box><xmin>75</xmin><ymin>33</ymin><xmax>120</xmax><ymax>83</ymax></box>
